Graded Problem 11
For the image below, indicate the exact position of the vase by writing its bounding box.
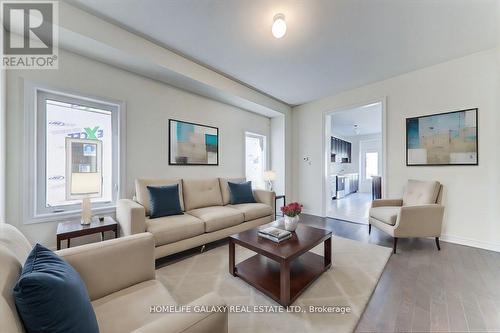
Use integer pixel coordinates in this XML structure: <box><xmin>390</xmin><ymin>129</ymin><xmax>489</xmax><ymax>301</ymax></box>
<box><xmin>284</xmin><ymin>215</ymin><xmax>299</xmax><ymax>232</ymax></box>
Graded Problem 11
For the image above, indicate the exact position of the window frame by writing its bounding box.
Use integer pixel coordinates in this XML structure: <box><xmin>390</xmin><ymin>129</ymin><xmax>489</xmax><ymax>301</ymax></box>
<box><xmin>23</xmin><ymin>82</ymin><xmax>126</xmax><ymax>224</ymax></box>
<box><xmin>244</xmin><ymin>131</ymin><xmax>268</xmax><ymax>190</ymax></box>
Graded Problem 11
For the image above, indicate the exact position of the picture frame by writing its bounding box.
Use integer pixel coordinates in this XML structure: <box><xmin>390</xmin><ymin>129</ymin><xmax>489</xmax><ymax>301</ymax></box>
<box><xmin>168</xmin><ymin>119</ymin><xmax>219</xmax><ymax>166</ymax></box>
<box><xmin>406</xmin><ymin>108</ymin><xmax>478</xmax><ymax>166</ymax></box>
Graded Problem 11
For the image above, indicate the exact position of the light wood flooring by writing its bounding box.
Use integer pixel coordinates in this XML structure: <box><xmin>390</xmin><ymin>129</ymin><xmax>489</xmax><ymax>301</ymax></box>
<box><xmin>329</xmin><ymin>192</ymin><xmax>372</xmax><ymax>224</ymax></box>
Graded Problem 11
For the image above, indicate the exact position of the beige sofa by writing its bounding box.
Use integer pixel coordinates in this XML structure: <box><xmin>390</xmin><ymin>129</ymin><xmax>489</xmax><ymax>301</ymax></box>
<box><xmin>369</xmin><ymin>179</ymin><xmax>444</xmax><ymax>254</ymax></box>
<box><xmin>117</xmin><ymin>178</ymin><xmax>275</xmax><ymax>259</ymax></box>
<box><xmin>0</xmin><ymin>224</ymin><xmax>227</xmax><ymax>333</ymax></box>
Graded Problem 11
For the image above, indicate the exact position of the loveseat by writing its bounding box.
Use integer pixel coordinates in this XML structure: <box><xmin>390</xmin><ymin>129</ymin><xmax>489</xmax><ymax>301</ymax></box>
<box><xmin>0</xmin><ymin>224</ymin><xmax>228</xmax><ymax>333</ymax></box>
<box><xmin>117</xmin><ymin>178</ymin><xmax>275</xmax><ymax>259</ymax></box>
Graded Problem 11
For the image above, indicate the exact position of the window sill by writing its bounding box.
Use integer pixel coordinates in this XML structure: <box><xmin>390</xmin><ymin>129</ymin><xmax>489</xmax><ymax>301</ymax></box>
<box><xmin>25</xmin><ymin>206</ymin><xmax>116</xmax><ymax>225</ymax></box>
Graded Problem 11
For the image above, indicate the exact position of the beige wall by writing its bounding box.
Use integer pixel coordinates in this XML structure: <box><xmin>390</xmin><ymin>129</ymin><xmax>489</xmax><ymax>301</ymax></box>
<box><xmin>271</xmin><ymin>115</ymin><xmax>285</xmax><ymax>196</ymax></box>
<box><xmin>293</xmin><ymin>47</ymin><xmax>500</xmax><ymax>251</ymax></box>
<box><xmin>6</xmin><ymin>49</ymin><xmax>271</xmax><ymax>247</ymax></box>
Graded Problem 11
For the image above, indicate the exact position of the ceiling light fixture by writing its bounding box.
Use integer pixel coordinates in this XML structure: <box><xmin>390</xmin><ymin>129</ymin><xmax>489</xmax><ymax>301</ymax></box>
<box><xmin>272</xmin><ymin>14</ymin><xmax>287</xmax><ymax>39</ymax></box>
<box><xmin>354</xmin><ymin>124</ymin><xmax>360</xmax><ymax>135</ymax></box>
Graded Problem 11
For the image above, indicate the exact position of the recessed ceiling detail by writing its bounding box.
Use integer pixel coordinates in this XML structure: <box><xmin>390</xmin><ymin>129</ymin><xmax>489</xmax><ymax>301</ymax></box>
<box><xmin>331</xmin><ymin>103</ymin><xmax>382</xmax><ymax>137</ymax></box>
<box><xmin>67</xmin><ymin>0</ymin><xmax>499</xmax><ymax>105</ymax></box>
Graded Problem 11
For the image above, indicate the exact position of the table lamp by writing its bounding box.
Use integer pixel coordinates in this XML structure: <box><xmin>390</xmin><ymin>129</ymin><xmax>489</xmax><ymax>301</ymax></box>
<box><xmin>66</xmin><ymin>138</ymin><xmax>103</xmax><ymax>225</ymax></box>
<box><xmin>263</xmin><ymin>170</ymin><xmax>277</xmax><ymax>192</ymax></box>
<box><xmin>70</xmin><ymin>173</ymin><xmax>102</xmax><ymax>224</ymax></box>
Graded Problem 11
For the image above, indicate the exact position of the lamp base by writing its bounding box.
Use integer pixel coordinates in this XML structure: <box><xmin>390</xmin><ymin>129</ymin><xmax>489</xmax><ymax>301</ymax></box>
<box><xmin>267</xmin><ymin>180</ymin><xmax>274</xmax><ymax>192</ymax></box>
<box><xmin>81</xmin><ymin>217</ymin><xmax>100</xmax><ymax>226</ymax></box>
<box><xmin>81</xmin><ymin>197</ymin><xmax>92</xmax><ymax>225</ymax></box>
<box><xmin>80</xmin><ymin>219</ymin><xmax>91</xmax><ymax>226</ymax></box>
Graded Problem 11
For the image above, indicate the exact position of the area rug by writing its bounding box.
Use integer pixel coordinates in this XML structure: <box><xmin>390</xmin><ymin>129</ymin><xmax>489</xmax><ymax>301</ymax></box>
<box><xmin>156</xmin><ymin>236</ymin><xmax>391</xmax><ymax>333</ymax></box>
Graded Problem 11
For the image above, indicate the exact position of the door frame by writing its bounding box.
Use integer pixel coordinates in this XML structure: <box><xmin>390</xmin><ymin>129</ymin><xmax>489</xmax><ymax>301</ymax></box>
<box><xmin>322</xmin><ymin>98</ymin><xmax>388</xmax><ymax>218</ymax></box>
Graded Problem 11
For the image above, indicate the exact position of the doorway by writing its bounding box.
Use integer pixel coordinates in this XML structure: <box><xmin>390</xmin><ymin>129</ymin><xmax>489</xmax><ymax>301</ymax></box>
<box><xmin>324</xmin><ymin>101</ymin><xmax>386</xmax><ymax>224</ymax></box>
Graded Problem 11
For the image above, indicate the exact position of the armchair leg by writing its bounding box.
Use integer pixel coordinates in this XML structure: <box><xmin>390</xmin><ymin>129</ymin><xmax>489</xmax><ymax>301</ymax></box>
<box><xmin>368</xmin><ymin>224</ymin><xmax>371</xmax><ymax>235</ymax></box>
<box><xmin>435</xmin><ymin>237</ymin><xmax>441</xmax><ymax>251</ymax></box>
<box><xmin>393</xmin><ymin>237</ymin><xmax>398</xmax><ymax>254</ymax></box>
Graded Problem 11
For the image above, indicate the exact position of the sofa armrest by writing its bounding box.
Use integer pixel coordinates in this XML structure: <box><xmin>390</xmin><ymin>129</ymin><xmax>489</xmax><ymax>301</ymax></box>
<box><xmin>133</xmin><ymin>292</ymin><xmax>228</xmax><ymax>333</ymax></box>
<box><xmin>371</xmin><ymin>199</ymin><xmax>403</xmax><ymax>208</ymax></box>
<box><xmin>253</xmin><ymin>190</ymin><xmax>275</xmax><ymax>210</ymax></box>
<box><xmin>116</xmin><ymin>199</ymin><xmax>146</xmax><ymax>236</ymax></box>
<box><xmin>394</xmin><ymin>204</ymin><xmax>445</xmax><ymax>237</ymax></box>
<box><xmin>56</xmin><ymin>233</ymin><xmax>155</xmax><ymax>301</ymax></box>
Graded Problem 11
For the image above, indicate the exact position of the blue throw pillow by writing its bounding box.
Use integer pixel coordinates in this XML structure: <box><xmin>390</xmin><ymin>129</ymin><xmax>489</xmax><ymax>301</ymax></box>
<box><xmin>228</xmin><ymin>181</ymin><xmax>256</xmax><ymax>204</ymax></box>
<box><xmin>147</xmin><ymin>184</ymin><xmax>183</xmax><ymax>218</ymax></box>
<box><xmin>13</xmin><ymin>244</ymin><xmax>99</xmax><ymax>333</ymax></box>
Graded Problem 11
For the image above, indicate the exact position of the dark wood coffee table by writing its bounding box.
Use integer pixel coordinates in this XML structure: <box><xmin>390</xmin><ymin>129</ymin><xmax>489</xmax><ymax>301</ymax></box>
<box><xmin>56</xmin><ymin>217</ymin><xmax>118</xmax><ymax>250</ymax></box>
<box><xmin>229</xmin><ymin>223</ymin><xmax>332</xmax><ymax>306</ymax></box>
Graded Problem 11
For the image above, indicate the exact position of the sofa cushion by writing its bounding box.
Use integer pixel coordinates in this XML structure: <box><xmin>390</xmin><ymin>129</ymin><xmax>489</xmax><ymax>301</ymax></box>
<box><xmin>147</xmin><ymin>184</ymin><xmax>183</xmax><ymax>218</ymax></box>
<box><xmin>228</xmin><ymin>181</ymin><xmax>256</xmax><ymax>204</ymax></box>
<box><xmin>136</xmin><ymin>179</ymin><xmax>184</xmax><ymax>215</ymax></box>
<box><xmin>13</xmin><ymin>244</ymin><xmax>99</xmax><ymax>333</ymax></box>
<box><xmin>403</xmin><ymin>180</ymin><xmax>441</xmax><ymax>206</ymax></box>
<box><xmin>188</xmin><ymin>206</ymin><xmax>244</xmax><ymax>232</ymax></box>
<box><xmin>228</xmin><ymin>203</ymin><xmax>273</xmax><ymax>221</ymax></box>
<box><xmin>182</xmin><ymin>178</ymin><xmax>223</xmax><ymax>211</ymax></box>
<box><xmin>146</xmin><ymin>214</ymin><xmax>204</xmax><ymax>246</ymax></box>
<box><xmin>92</xmin><ymin>280</ymin><xmax>176</xmax><ymax>333</ymax></box>
<box><xmin>219</xmin><ymin>177</ymin><xmax>245</xmax><ymax>205</ymax></box>
<box><xmin>369</xmin><ymin>206</ymin><xmax>400</xmax><ymax>226</ymax></box>
<box><xmin>0</xmin><ymin>223</ymin><xmax>32</xmax><ymax>264</ymax></box>
<box><xmin>0</xmin><ymin>244</ymin><xmax>26</xmax><ymax>333</ymax></box>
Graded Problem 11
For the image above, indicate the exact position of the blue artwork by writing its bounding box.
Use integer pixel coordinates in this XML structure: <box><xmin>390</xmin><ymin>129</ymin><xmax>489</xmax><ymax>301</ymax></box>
<box><xmin>169</xmin><ymin>120</ymin><xmax>218</xmax><ymax>165</ymax></box>
<box><xmin>407</xmin><ymin>118</ymin><xmax>420</xmax><ymax>149</ymax></box>
<box><xmin>406</xmin><ymin>109</ymin><xmax>478</xmax><ymax>165</ymax></box>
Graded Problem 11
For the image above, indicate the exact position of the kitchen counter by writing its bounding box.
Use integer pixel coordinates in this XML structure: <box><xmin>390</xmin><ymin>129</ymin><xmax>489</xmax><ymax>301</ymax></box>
<box><xmin>336</xmin><ymin>173</ymin><xmax>358</xmax><ymax>177</ymax></box>
<box><xmin>330</xmin><ymin>173</ymin><xmax>359</xmax><ymax>199</ymax></box>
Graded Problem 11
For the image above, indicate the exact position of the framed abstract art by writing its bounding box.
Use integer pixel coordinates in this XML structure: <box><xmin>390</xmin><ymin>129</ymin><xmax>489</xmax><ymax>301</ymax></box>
<box><xmin>406</xmin><ymin>108</ymin><xmax>478</xmax><ymax>166</ymax></box>
<box><xmin>169</xmin><ymin>119</ymin><xmax>219</xmax><ymax>165</ymax></box>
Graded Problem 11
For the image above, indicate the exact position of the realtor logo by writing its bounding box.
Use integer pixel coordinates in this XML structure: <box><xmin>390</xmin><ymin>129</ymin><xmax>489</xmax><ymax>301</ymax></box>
<box><xmin>1</xmin><ymin>1</ymin><xmax>58</xmax><ymax>68</ymax></box>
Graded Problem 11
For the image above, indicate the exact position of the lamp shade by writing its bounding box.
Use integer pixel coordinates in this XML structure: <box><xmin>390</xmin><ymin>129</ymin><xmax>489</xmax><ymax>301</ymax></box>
<box><xmin>263</xmin><ymin>170</ymin><xmax>277</xmax><ymax>181</ymax></box>
<box><xmin>70</xmin><ymin>173</ymin><xmax>102</xmax><ymax>197</ymax></box>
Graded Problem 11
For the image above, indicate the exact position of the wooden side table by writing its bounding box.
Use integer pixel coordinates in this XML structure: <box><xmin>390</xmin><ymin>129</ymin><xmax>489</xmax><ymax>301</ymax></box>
<box><xmin>56</xmin><ymin>217</ymin><xmax>118</xmax><ymax>250</ymax></box>
<box><xmin>275</xmin><ymin>195</ymin><xmax>285</xmax><ymax>219</ymax></box>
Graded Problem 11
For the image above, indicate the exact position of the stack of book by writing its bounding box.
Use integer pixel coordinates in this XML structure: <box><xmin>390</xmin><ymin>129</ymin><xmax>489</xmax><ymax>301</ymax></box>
<box><xmin>258</xmin><ymin>227</ymin><xmax>292</xmax><ymax>243</ymax></box>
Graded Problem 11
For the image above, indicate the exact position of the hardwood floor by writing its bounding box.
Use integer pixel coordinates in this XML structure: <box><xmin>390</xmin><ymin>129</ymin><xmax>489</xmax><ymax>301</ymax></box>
<box><xmin>157</xmin><ymin>214</ymin><xmax>500</xmax><ymax>332</ymax></box>
<box><xmin>300</xmin><ymin>214</ymin><xmax>500</xmax><ymax>333</ymax></box>
<box><xmin>329</xmin><ymin>192</ymin><xmax>372</xmax><ymax>224</ymax></box>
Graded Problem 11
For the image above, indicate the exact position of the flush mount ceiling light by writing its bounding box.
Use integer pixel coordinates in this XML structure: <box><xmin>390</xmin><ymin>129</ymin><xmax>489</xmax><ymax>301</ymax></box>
<box><xmin>272</xmin><ymin>14</ymin><xmax>287</xmax><ymax>39</ymax></box>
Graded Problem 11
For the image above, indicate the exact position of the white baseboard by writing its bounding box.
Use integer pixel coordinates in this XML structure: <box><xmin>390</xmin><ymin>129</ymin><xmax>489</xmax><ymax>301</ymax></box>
<box><xmin>302</xmin><ymin>209</ymin><xmax>321</xmax><ymax>216</ymax></box>
<box><xmin>440</xmin><ymin>234</ymin><xmax>500</xmax><ymax>253</ymax></box>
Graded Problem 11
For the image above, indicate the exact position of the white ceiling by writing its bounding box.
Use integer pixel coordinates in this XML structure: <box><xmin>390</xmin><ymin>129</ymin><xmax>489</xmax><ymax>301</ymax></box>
<box><xmin>66</xmin><ymin>0</ymin><xmax>499</xmax><ymax>106</ymax></box>
<box><xmin>331</xmin><ymin>103</ymin><xmax>382</xmax><ymax>137</ymax></box>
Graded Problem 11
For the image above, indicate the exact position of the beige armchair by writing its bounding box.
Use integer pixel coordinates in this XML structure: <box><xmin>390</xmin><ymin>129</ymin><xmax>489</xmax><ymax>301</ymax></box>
<box><xmin>0</xmin><ymin>224</ymin><xmax>228</xmax><ymax>333</ymax></box>
<box><xmin>369</xmin><ymin>179</ymin><xmax>444</xmax><ymax>254</ymax></box>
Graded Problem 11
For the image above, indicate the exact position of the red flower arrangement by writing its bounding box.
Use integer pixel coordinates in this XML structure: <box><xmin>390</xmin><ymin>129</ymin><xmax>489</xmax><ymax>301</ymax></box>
<box><xmin>280</xmin><ymin>202</ymin><xmax>303</xmax><ymax>217</ymax></box>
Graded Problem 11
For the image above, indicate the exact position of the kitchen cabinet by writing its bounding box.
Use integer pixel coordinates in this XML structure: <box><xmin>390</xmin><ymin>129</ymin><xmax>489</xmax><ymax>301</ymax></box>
<box><xmin>330</xmin><ymin>137</ymin><xmax>336</xmax><ymax>162</ymax></box>
<box><xmin>330</xmin><ymin>137</ymin><xmax>352</xmax><ymax>163</ymax></box>
<box><xmin>334</xmin><ymin>173</ymin><xmax>359</xmax><ymax>199</ymax></box>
